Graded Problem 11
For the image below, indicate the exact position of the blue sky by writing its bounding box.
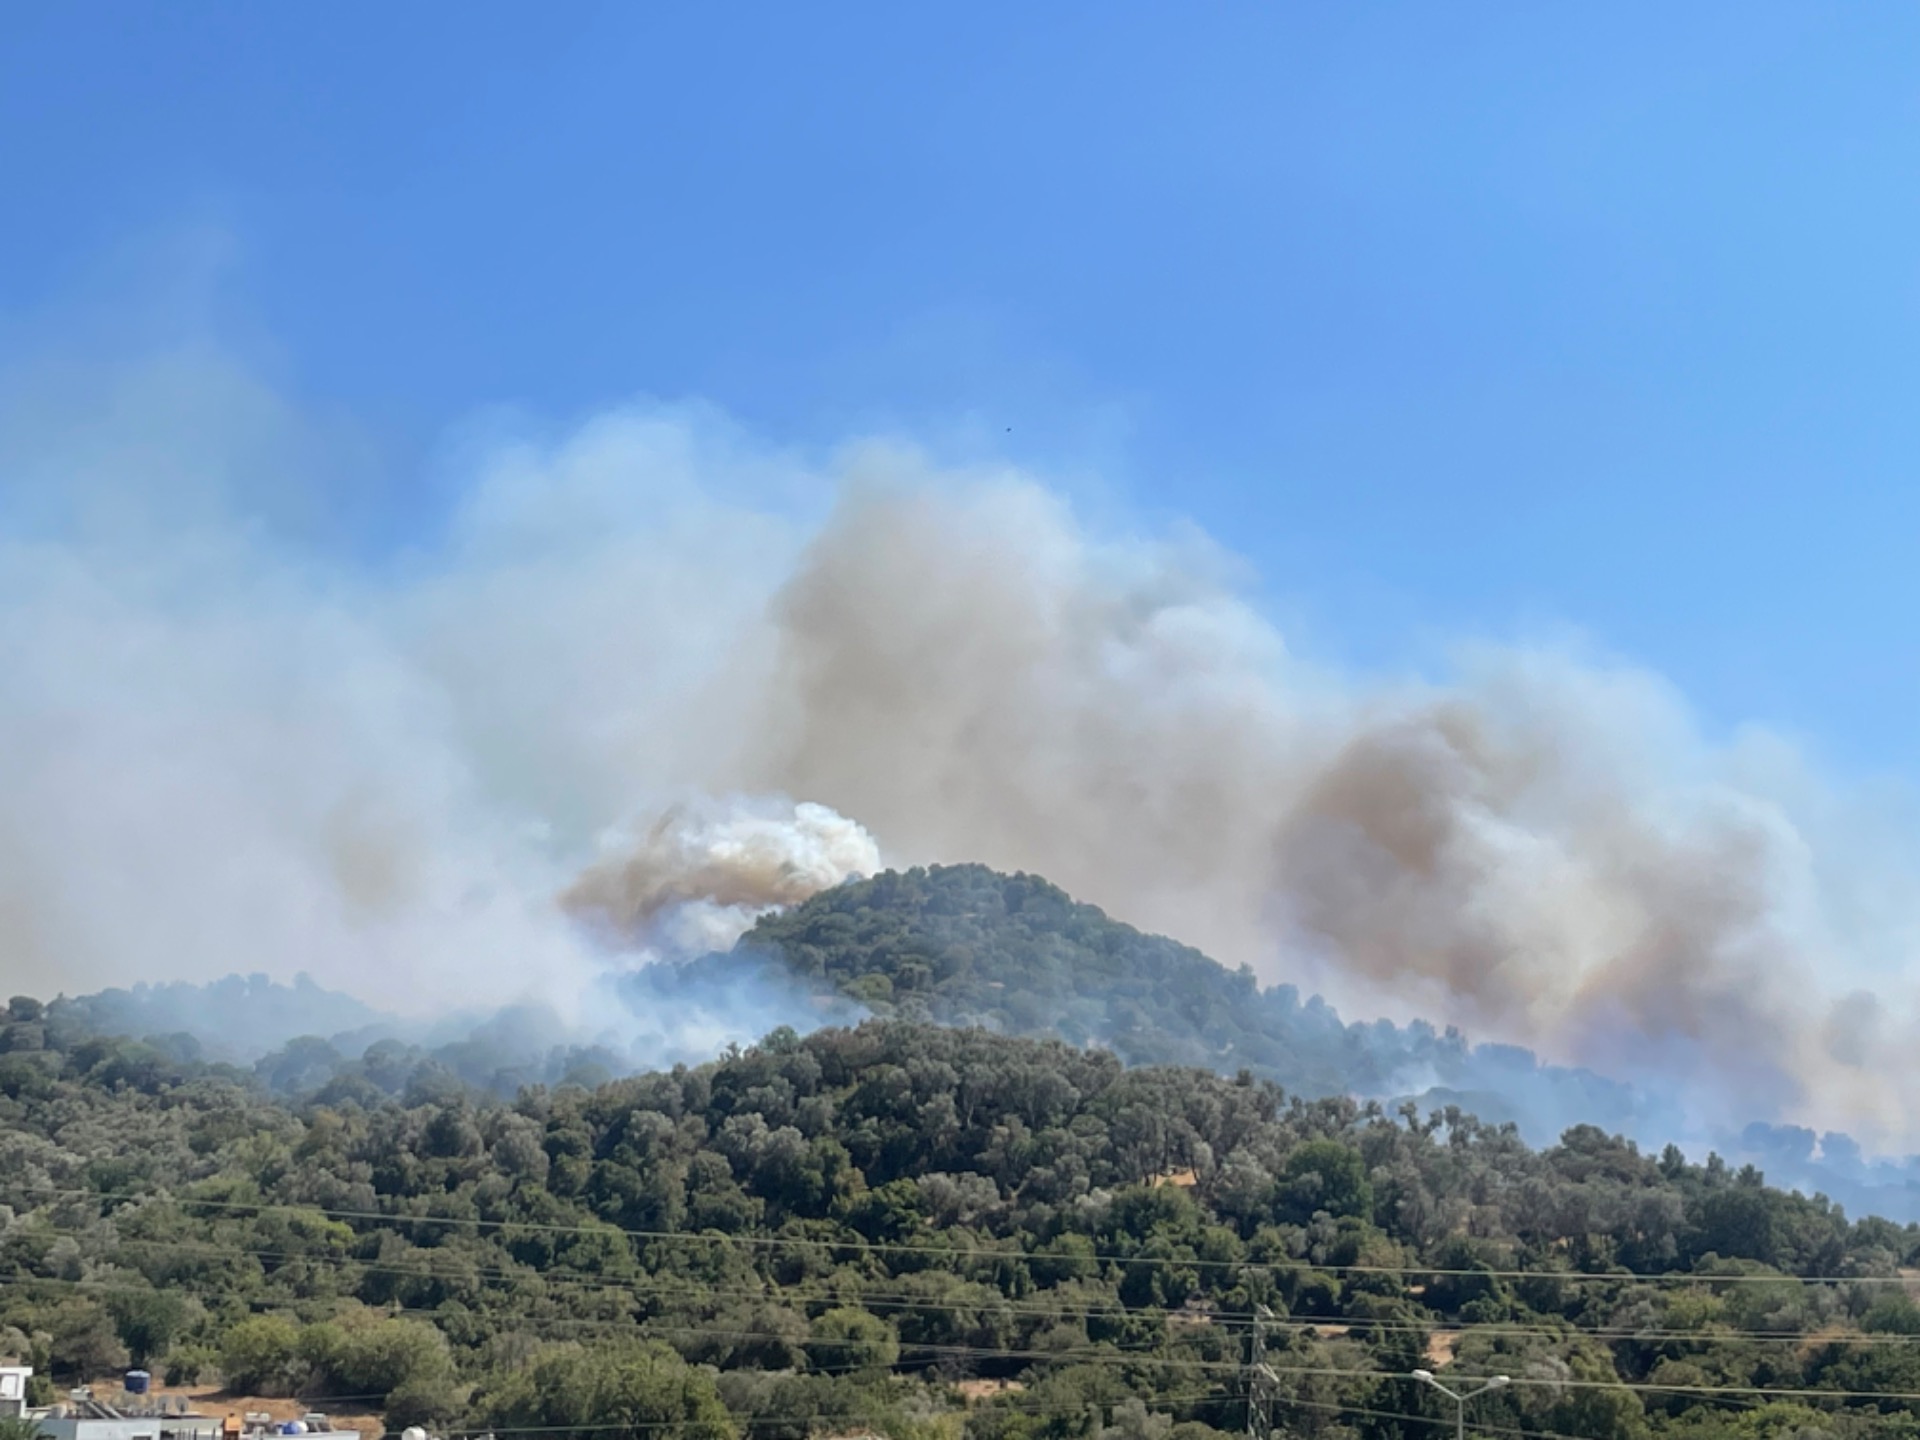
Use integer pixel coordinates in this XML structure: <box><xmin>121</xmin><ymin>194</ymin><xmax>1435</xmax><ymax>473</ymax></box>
<box><xmin>6</xmin><ymin>2</ymin><xmax>1920</xmax><ymax>773</ymax></box>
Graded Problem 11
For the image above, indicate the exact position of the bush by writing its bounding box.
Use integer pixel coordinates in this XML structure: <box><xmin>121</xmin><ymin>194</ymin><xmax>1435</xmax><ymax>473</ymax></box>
<box><xmin>1279</xmin><ymin>1141</ymin><xmax>1373</xmax><ymax>1224</ymax></box>
<box><xmin>164</xmin><ymin>1344</ymin><xmax>219</xmax><ymax>1387</ymax></box>
<box><xmin>1864</xmin><ymin>1293</ymin><xmax>1920</xmax><ymax>1335</ymax></box>
<box><xmin>318</xmin><ymin>1318</ymin><xmax>453</xmax><ymax>1400</ymax></box>
<box><xmin>219</xmin><ymin>1316</ymin><xmax>304</xmax><ymax>1396</ymax></box>
<box><xmin>805</xmin><ymin>1309</ymin><xmax>899</xmax><ymax>1376</ymax></box>
<box><xmin>383</xmin><ymin>1374</ymin><xmax>465</xmax><ymax>1432</ymax></box>
<box><xmin>485</xmin><ymin>1341</ymin><xmax>735</xmax><ymax>1440</ymax></box>
<box><xmin>46</xmin><ymin>1301</ymin><xmax>128</xmax><ymax>1381</ymax></box>
<box><xmin>108</xmin><ymin>1289</ymin><xmax>192</xmax><ymax>1367</ymax></box>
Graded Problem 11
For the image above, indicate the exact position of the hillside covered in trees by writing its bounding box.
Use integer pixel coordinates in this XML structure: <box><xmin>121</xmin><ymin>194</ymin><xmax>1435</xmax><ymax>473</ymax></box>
<box><xmin>46</xmin><ymin>865</ymin><xmax>1920</xmax><ymax>1225</ymax></box>
<box><xmin>731</xmin><ymin>868</ymin><xmax>1920</xmax><ymax>1225</ymax></box>
<box><xmin>735</xmin><ymin>865</ymin><xmax>1643</xmax><ymax>1130</ymax></box>
<box><xmin>53</xmin><ymin>866</ymin><xmax>1639</xmax><ymax>1136</ymax></box>
<box><xmin>9</xmin><ymin>992</ymin><xmax>1920</xmax><ymax>1440</ymax></box>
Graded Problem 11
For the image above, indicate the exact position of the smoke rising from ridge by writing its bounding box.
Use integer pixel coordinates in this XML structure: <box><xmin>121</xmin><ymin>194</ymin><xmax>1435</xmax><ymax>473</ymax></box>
<box><xmin>563</xmin><ymin>799</ymin><xmax>881</xmax><ymax>951</ymax></box>
<box><xmin>5</xmin><ymin>350</ymin><xmax>1920</xmax><ymax>1144</ymax></box>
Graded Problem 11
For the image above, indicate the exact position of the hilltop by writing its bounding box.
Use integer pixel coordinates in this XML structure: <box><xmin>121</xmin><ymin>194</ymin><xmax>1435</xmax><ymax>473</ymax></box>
<box><xmin>29</xmin><ymin>863</ymin><xmax>1920</xmax><ymax>1221</ymax></box>
<box><xmin>722</xmin><ymin>865</ymin><xmax>1920</xmax><ymax>1223</ymax></box>
<box><xmin>734</xmin><ymin>864</ymin><xmax>1647</xmax><ymax>1136</ymax></box>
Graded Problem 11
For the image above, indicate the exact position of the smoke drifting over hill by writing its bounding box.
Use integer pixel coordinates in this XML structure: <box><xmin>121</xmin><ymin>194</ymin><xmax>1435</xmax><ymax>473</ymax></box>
<box><xmin>563</xmin><ymin>800</ymin><xmax>881</xmax><ymax>952</ymax></box>
<box><xmin>4</xmin><ymin>350</ymin><xmax>1919</xmax><ymax>1146</ymax></box>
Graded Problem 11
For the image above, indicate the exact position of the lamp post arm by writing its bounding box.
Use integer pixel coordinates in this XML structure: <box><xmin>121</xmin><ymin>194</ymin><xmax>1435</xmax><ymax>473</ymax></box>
<box><xmin>1412</xmin><ymin>1371</ymin><xmax>1508</xmax><ymax>1440</ymax></box>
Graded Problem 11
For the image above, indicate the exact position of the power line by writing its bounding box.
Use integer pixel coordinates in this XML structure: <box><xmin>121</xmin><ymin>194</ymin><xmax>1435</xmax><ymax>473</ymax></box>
<box><xmin>20</xmin><ymin>1224</ymin><xmax>1920</xmax><ymax>1373</ymax></box>
<box><xmin>0</xmin><ymin>1274</ymin><xmax>1241</xmax><ymax>1373</ymax></box>
<box><xmin>1272</xmin><ymin>1391</ymin><xmax>1617</xmax><ymax>1440</ymax></box>
<box><xmin>20</xmin><ymin>1229</ymin><xmax>1920</xmax><ymax>1354</ymax></box>
<box><xmin>1246</xmin><ymin>1360</ymin><xmax>1920</xmax><ymax>1406</ymax></box>
<box><xmin>12</xmin><ymin>1231</ymin><xmax>1237</xmax><ymax>1325</ymax></box>
<box><xmin>11</xmin><ymin>1267</ymin><xmax>1920</xmax><ymax>1413</ymax></box>
<box><xmin>17</xmin><ymin>1185</ymin><xmax>1910</xmax><ymax>1287</ymax></box>
<box><xmin>426</xmin><ymin>1387</ymin><xmax>1245</xmax><ymax>1439</ymax></box>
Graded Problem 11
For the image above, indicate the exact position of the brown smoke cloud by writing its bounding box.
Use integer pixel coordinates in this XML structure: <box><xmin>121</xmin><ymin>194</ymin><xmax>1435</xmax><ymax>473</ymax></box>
<box><xmin>561</xmin><ymin>800</ymin><xmax>881</xmax><ymax>941</ymax></box>
<box><xmin>4</xmin><ymin>360</ymin><xmax>1916</xmax><ymax>1144</ymax></box>
<box><xmin>731</xmin><ymin>466</ymin><xmax>1914</xmax><ymax>1139</ymax></box>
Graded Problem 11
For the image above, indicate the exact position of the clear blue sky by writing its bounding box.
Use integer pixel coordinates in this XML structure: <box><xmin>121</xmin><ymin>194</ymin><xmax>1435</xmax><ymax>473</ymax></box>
<box><xmin>6</xmin><ymin>3</ymin><xmax>1919</xmax><ymax>772</ymax></box>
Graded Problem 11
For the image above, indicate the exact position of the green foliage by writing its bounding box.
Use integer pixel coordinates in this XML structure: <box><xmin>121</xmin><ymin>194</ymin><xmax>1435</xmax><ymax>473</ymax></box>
<box><xmin>107</xmin><ymin>1287</ymin><xmax>191</xmax><ymax>1366</ymax></box>
<box><xmin>1863</xmin><ymin>1292</ymin><xmax>1920</xmax><ymax>1334</ymax></box>
<box><xmin>1032</xmin><ymin>1233</ymin><xmax>1099</xmax><ymax>1286</ymax></box>
<box><xmin>163</xmin><ymin>1342</ymin><xmax>218</xmax><ymax>1386</ymax></box>
<box><xmin>43</xmin><ymin>1300</ymin><xmax>129</xmax><ymax>1380</ymax></box>
<box><xmin>1661</xmin><ymin>1401</ymin><xmax>1850</xmax><ymax>1438</ymax></box>
<box><xmin>742</xmin><ymin>864</ymin><xmax>1510</xmax><ymax>1102</ymax></box>
<box><xmin>1</xmin><ymin>906</ymin><xmax>1919</xmax><ymax>1440</ymax></box>
<box><xmin>301</xmin><ymin>1314</ymin><xmax>455</xmax><ymax>1404</ymax></box>
<box><xmin>1281</xmin><ymin>1140</ymin><xmax>1373</xmax><ymax>1223</ymax></box>
<box><xmin>482</xmin><ymin>1341</ymin><xmax>735</xmax><ymax>1440</ymax></box>
<box><xmin>1541</xmin><ymin>1361</ymin><xmax>1648</xmax><ymax>1440</ymax></box>
<box><xmin>219</xmin><ymin>1315</ymin><xmax>303</xmax><ymax>1395</ymax></box>
<box><xmin>805</xmin><ymin>1307</ymin><xmax>899</xmax><ymax>1375</ymax></box>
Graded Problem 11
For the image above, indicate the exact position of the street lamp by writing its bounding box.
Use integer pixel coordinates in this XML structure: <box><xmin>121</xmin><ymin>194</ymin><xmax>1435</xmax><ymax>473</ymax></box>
<box><xmin>1411</xmin><ymin>1371</ymin><xmax>1510</xmax><ymax>1440</ymax></box>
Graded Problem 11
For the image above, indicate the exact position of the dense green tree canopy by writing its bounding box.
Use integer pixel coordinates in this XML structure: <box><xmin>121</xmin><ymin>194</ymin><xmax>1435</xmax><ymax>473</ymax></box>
<box><xmin>5</xmin><ymin>983</ymin><xmax>1920</xmax><ymax>1440</ymax></box>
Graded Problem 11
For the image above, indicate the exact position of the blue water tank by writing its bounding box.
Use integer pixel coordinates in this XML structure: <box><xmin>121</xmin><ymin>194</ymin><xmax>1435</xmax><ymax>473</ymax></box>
<box><xmin>125</xmin><ymin>1371</ymin><xmax>151</xmax><ymax>1395</ymax></box>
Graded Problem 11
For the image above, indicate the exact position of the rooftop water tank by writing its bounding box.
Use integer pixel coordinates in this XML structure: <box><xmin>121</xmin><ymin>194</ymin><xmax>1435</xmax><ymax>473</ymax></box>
<box><xmin>125</xmin><ymin>1371</ymin><xmax>151</xmax><ymax>1396</ymax></box>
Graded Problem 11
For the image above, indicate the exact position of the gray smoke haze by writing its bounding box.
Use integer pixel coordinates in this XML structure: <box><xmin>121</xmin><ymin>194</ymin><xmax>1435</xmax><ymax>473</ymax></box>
<box><xmin>5</xmin><ymin>346</ymin><xmax>1920</xmax><ymax>1146</ymax></box>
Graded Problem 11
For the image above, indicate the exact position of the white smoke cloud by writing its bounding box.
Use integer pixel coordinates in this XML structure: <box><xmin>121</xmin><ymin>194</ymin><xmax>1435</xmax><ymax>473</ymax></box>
<box><xmin>6</xmin><ymin>345</ymin><xmax>1920</xmax><ymax>1145</ymax></box>
<box><xmin>564</xmin><ymin>798</ymin><xmax>882</xmax><ymax>949</ymax></box>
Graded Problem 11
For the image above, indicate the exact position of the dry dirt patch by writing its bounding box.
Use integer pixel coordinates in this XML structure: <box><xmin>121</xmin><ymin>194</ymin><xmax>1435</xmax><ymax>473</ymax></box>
<box><xmin>1423</xmin><ymin>1331</ymin><xmax>1462</xmax><ymax>1367</ymax></box>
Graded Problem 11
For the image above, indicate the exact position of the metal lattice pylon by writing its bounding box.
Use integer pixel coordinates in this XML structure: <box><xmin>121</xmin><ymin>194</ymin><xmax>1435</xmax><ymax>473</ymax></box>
<box><xmin>1246</xmin><ymin>1305</ymin><xmax>1278</xmax><ymax>1440</ymax></box>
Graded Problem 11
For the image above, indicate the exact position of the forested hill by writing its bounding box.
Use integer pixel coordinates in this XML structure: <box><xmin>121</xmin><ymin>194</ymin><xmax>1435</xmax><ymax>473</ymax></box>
<box><xmin>40</xmin><ymin>865</ymin><xmax>1920</xmax><ymax>1220</ymax></box>
<box><xmin>733</xmin><ymin>865</ymin><xmax>1647</xmax><ymax>1140</ymax></box>
<box><xmin>730</xmin><ymin>868</ymin><xmax>1920</xmax><ymax>1225</ymax></box>
<box><xmin>8</xmin><ymin>996</ymin><xmax>1920</xmax><ymax>1440</ymax></box>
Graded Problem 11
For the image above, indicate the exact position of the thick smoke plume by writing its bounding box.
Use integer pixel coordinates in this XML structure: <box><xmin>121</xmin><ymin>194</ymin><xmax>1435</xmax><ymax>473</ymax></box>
<box><xmin>5</xmin><ymin>349</ymin><xmax>1920</xmax><ymax>1147</ymax></box>
<box><xmin>564</xmin><ymin>799</ymin><xmax>881</xmax><ymax>950</ymax></box>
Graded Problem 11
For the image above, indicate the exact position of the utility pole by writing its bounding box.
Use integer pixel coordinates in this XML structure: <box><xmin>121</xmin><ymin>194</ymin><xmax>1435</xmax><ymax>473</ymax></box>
<box><xmin>1246</xmin><ymin>1306</ymin><xmax>1278</xmax><ymax>1440</ymax></box>
<box><xmin>1411</xmin><ymin>1370</ymin><xmax>1509</xmax><ymax>1440</ymax></box>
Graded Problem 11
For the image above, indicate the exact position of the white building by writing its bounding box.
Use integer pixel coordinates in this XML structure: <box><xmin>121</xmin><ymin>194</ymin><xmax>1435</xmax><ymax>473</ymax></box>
<box><xmin>31</xmin><ymin>1385</ymin><xmax>221</xmax><ymax>1440</ymax></box>
<box><xmin>33</xmin><ymin>1416</ymin><xmax>223</xmax><ymax>1440</ymax></box>
<box><xmin>4</xmin><ymin>1371</ymin><xmax>358</xmax><ymax>1440</ymax></box>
